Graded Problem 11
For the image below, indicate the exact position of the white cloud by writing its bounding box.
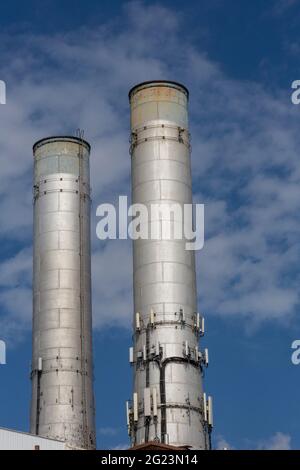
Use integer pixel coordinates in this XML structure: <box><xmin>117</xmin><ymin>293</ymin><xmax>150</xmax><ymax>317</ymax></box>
<box><xmin>98</xmin><ymin>427</ymin><xmax>120</xmax><ymax>437</ymax></box>
<box><xmin>110</xmin><ymin>443</ymin><xmax>129</xmax><ymax>450</ymax></box>
<box><xmin>272</xmin><ymin>0</ymin><xmax>298</xmax><ymax>16</ymax></box>
<box><xmin>0</xmin><ymin>248</ymin><xmax>31</xmax><ymax>287</ymax></box>
<box><xmin>0</xmin><ymin>248</ymin><xmax>32</xmax><ymax>344</ymax></box>
<box><xmin>215</xmin><ymin>432</ymin><xmax>292</xmax><ymax>450</ymax></box>
<box><xmin>258</xmin><ymin>432</ymin><xmax>292</xmax><ymax>450</ymax></box>
<box><xmin>215</xmin><ymin>435</ymin><xmax>233</xmax><ymax>450</ymax></box>
<box><xmin>0</xmin><ymin>287</ymin><xmax>32</xmax><ymax>344</ymax></box>
<box><xmin>92</xmin><ymin>241</ymin><xmax>132</xmax><ymax>329</ymax></box>
<box><xmin>0</xmin><ymin>1</ymin><xmax>299</xmax><ymax>341</ymax></box>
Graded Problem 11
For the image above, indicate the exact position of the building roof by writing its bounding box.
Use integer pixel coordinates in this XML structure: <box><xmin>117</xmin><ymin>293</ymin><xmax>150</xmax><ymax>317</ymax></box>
<box><xmin>129</xmin><ymin>441</ymin><xmax>191</xmax><ymax>451</ymax></box>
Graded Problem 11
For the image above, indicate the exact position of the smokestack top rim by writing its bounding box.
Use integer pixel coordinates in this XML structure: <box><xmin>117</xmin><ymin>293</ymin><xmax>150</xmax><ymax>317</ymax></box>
<box><xmin>128</xmin><ymin>80</ymin><xmax>189</xmax><ymax>101</ymax></box>
<box><xmin>33</xmin><ymin>135</ymin><xmax>91</xmax><ymax>153</ymax></box>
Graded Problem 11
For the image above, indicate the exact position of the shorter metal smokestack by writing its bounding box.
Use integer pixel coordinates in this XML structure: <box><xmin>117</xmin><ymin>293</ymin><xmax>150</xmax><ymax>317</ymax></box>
<box><xmin>31</xmin><ymin>135</ymin><xmax>96</xmax><ymax>449</ymax></box>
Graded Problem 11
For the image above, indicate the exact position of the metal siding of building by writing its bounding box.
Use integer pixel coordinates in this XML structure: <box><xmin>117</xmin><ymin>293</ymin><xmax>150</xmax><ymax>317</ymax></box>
<box><xmin>0</xmin><ymin>428</ymin><xmax>66</xmax><ymax>450</ymax></box>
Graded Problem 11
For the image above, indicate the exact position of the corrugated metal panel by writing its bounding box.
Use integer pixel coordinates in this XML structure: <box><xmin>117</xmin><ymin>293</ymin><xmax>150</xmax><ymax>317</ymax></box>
<box><xmin>0</xmin><ymin>428</ymin><xmax>66</xmax><ymax>450</ymax></box>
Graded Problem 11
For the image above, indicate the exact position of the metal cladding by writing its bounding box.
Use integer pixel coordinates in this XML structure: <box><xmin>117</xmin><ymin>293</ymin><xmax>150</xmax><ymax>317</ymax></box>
<box><xmin>31</xmin><ymin>136</ymin><xmax>96</xmax><ymax>449</ymax></box>
<box><xmin>127</xmin><ymin>81</ymin><xmax>212</xmax><ymax>449</ymax></box>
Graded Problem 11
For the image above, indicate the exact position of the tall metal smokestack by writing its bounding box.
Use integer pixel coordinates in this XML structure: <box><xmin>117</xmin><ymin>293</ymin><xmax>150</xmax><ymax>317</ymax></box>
<box><xmin>127</xmin><ymin>81</ymin><xmax>212</xmax><ymax>449</ymax></box>
<box><xmin>31</xmin><ymin>136</ymin><xmax>96</xmax><ymax>449</ymax></box>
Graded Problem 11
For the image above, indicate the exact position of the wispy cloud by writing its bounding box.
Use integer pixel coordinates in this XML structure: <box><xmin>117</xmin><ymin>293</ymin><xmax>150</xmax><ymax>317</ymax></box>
<box><xmin>98</xmin><ymin>426</ymin><xmax>120</xmax><ymax>437</ymax></box>
<box><xmin>0</xmin><ymin>1</ymin><xmax>299</xmax><ymax>343</ymax></box>
<box><xmin>216</xmin><ymin>432</ymin><xmax>292</xmax><ymax>450</ymax></box>
<box><xmin>258</xmin><ymin>432</ymin><xmax>292</xmax><ymax>450</ymax></box>
<box><xmin>216</xmin><ymin>435</ymin><xmax>234</xmax><ymax>450</ymax></box>
<box><xmin>272</xmin><ymin>0</ymin><xmax>298</xmax><ymax>16</ymax></box>
<box><xmin>110</xmin><ymin>443</ymin><xmax>129</xmax><ymax>450</ymax></box>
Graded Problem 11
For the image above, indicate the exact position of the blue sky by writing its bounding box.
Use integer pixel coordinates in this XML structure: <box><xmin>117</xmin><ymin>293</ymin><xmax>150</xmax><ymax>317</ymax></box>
<box><xmin>0</xmin><ymin>0</ymin><xmax>300</xmax><ymax>450</ymax></box>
